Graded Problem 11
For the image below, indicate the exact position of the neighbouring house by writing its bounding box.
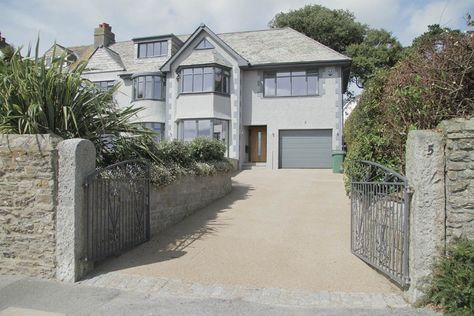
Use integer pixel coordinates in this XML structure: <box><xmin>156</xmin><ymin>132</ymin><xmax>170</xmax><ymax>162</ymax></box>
<box><xmin>45</xmin><ymin>23</ymin><xmax>351</xmax><ymax>170</ymax></box>
<box><xmin>343</xmin><ymin>95</ymin><xmax>360</xmax><ymax>124</ymax></box>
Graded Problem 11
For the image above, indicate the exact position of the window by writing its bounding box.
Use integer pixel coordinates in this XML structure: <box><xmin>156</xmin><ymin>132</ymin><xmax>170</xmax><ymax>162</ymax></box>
<box><xmin>137</xmin><ymin>40</ymin><xmax>168</xmax><ymax>58</ymax></box>
<box><xmin>264</xmin><ymin>70</ymin><xmax>319</xmax><ymax>97</ymax></box>
<box><xmin>178</xmin><ymin>119</ymin><xmax>229</xmax><ymax>155</ymax></box>
<box><xmin>94</xmin><ymin>80</ymin><xmax>115</xmax><ymax>91</ymax></box>
<box><xmin>132</xmin><ymin>75</ymin><xmax>165</xmax><ymax>100</ymax></box>
<box><xmin>180</xmin><ymin>66</ymin><xmax>230</xmax><ymax>94</ymax></box>
<box><xmin>195</xmin><ymin>38</ymin><xmax>214</xmax><ymax>50</ymax></box>
<box><xmin>142</xmin><ymin>122</ymin><xmax>164</xmax><ymax>142</ymax></box>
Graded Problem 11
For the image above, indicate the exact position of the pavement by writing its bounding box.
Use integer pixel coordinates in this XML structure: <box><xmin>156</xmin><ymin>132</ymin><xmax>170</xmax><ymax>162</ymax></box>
<box><xmin>0</xmin><ymin>275</ymin><xmax>439</xmax><ymax>315</ymax></box>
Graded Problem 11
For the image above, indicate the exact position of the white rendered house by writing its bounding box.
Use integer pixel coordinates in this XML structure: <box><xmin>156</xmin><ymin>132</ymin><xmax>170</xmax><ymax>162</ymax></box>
<box><xmin>46</xmin><ymin>23</ymin><xmax>351</xmax><ymax>170</ymax></box>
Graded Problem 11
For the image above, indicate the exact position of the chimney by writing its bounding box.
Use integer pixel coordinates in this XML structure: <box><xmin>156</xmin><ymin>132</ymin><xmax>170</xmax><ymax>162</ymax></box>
<box><xmin>94</xmin><ymin>23</ymin><xmax>115</xmax><ymax>47</ymax></box>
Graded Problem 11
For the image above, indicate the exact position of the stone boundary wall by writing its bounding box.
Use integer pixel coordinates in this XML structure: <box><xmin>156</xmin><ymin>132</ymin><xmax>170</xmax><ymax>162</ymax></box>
<box><xmin>0</xmin><ymin>134</ymin><xmax>61</xmax><ymax>278</ymax></box>
<box><xmin>439</xmin><ymin>118</ymin><xmax>474</xmax><ymax>242</ymax></box>
<box><xmin>150</xmin><ymin>173</ymin><xmax>232</xmax><ymax>236</ymax></box>
<box><xmin>1</xmin><ymin>133</ymin><xmax>232</xmax><ymax>281</ymax></box>
<box><xmin>405</xmin><ymin>117</ymin><xmax>474</xmax><ymax>303</ymax></box>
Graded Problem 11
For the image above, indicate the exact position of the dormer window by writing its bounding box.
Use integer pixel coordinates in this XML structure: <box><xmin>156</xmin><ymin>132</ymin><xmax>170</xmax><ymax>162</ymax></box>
<box><xmin>195</xmin><ymin>38</ymin><xmax>214</xmax><ymax>50</ymax></box>
<box><xmin>138</xmin><ymin>40</ymin><xmax>168</xmax><ymax>58</ymax></box>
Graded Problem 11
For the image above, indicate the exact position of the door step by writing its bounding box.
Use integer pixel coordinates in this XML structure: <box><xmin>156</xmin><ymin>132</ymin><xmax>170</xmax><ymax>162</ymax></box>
<box><xmin>242</xmin><ymin>162</ymin><xmax>267</xmax><ymax>170</ymax></box>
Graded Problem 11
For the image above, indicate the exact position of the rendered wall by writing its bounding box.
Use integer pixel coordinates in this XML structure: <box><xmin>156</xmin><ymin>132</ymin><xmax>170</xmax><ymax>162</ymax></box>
<box><xmin>240</xmin><ymin>66</ymin><xmax>343</xmax><ymax>169</ymax></box>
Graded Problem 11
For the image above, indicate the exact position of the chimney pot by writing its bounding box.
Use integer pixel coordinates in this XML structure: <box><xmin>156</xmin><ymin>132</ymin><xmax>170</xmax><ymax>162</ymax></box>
<box><xmin>94</xmin><ymin>22</ymin><xmax>115</xmax><ymax>48</ymax></box>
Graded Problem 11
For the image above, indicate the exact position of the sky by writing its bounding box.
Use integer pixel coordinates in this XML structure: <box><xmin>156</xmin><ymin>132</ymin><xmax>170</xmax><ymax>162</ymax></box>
<box><xmin>1</xmin><ymin>0</ymin><xmax>472</xmax><ymax>54</ymax></box>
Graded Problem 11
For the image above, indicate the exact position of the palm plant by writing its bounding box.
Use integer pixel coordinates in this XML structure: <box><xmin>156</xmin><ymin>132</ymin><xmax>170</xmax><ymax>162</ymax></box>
<box><xmin>0</xmin><ymin>43</ymin><xmax>158</xmax><ymax>165</ymax></box>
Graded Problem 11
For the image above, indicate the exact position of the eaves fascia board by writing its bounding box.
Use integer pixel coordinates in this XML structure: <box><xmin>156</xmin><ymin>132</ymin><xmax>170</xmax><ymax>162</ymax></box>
<box><xmin>130</xmin><ymin>71</ymin><xmax>164</xmax><ymax>79</ymax></box>
<box><xmin>176</xmin><ymin>62</ymin><xmax>232</xmax><ymax>72</ymax></box>
<box><xmin>132</xmin><ymin>34</ymin><xmax>178</xmax><ymax>43</ymax></box>
<box><xmin>242</xmin><ymin>59</ymin><xmax>352</xmax><ymax>70</ymax></box>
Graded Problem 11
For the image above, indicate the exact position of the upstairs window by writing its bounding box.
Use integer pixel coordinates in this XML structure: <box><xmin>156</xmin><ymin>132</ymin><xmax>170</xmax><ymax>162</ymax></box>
<box><xmin>195</xmin><ymin>38</ymin><xmax>214</xmax><ymax>50</ymax></box>
<box><xmin>94</xmin><ymin>80</ymin><xmax>115</xmax><ymax>91</ymax></box>
<box><xmin>180</xmin><ymin>66</ymin><xmax>230</xmax><ymax>94</ymax></box>
<box><xmin>132</xmin><ymin>75</ymin><xmax>165</xmax><ymax>100</ymax></box>
<box><xmin>138</xmin><ymin>40</ymin><xmax>168</xmax><ymax>58</ymax></box>
<box><xmin>264</xmin><ymin>70</ymin><xmax>319</xmax><ymax>97</ymax></box>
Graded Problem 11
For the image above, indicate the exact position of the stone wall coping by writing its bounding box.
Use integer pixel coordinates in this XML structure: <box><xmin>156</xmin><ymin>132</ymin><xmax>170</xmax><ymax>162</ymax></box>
<box><xmin>438</xmin><ymin>117</ymin><xmax>474</xmax><ymax>137</ymax></box>
<box><xmin>0</xmin><ymin>134</ymin><xmax>63</xmax><ymax>152</ymax></box>
<box><xmin>152</xmin><ymin>171</ymin><xmax>233</xmax><ymax>189</ymax></box>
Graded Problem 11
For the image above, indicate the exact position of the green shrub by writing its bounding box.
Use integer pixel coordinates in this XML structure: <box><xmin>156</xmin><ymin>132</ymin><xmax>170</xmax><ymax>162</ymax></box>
<box><xmin>425</xmin><ymin>238</ymin><xmax>474</xmax><ymax>315</ymax></box>
<box><xmin>189</xmin><ymin>137</ymin><xmax>226</xmax><ymax>162</ymax></box>
<box><xmin>0</xmin><ymin>45</ymin><xmax>152</xmax><ymax>165</ymax></box>
<box><xmin>343</xmin><ymin>27</ymin><xmax>473</xmax><ymax>191</ymax></box>
<box><xmin>156</xmin><ymin>140</ymin><xmax>192</xmax><ymax>166</ymax></box>
<box><xmin>211</xmin><ymin>160</ymin><xmax>235</xmax><ymax>173</ymax></box>
<box><xmin>98</xmin><ymin>135</ymin><xmax>161</xmax><ymax>166</ymax></box>
<box><xmin>343</xmin><ymin>69</ymin><xmax>402</xmax><ymax>191</ymax></box>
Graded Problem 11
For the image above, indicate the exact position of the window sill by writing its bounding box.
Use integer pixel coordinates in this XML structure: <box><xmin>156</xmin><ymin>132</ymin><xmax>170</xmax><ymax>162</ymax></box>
<box><xmin>132</xmin><ymin>98</ymin><xmax>166</xmax><ymax>102</ymax></box>
<box><xmin>262</xmin><ymin>94</ymin><xmax>320</xmax><ymax>99</ymax></box>
<box><xmin>136</xmin><ymin>55</ymin><xmax>167</xmax><ymax>59</ymax></box>
<box><xmin>178</xmin><ymin>91</ymin><xmax>230</xmax><ymax>98</ymax></box>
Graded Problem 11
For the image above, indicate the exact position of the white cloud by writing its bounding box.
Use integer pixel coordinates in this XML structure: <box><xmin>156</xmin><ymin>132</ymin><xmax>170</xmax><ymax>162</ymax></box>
<box><xmin>405</xmin><ymin>0</ymin><xmax>472</xmax><ymax>43</ymax></box>
<box><xmin>0</xmin><ymin>0</ymin><xmax>472</xmax><ymax>53</ymax></box>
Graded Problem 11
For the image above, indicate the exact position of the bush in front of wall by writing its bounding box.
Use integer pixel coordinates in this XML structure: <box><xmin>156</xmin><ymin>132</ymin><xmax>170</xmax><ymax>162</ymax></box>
<box><xmin>189</xmin><ymin>137</ymin><xmax>226</xmax><ymax>162</ymax></box>
<box><xmin>155</xmin><ymin>139</ymin><xmax>193</xmax><ymax>167</ymax></box>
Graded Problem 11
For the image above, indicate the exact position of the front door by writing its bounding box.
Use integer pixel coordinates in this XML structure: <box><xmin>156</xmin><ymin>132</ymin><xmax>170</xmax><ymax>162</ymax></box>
<box><xmin>249</xmin><ymin>126</ymin><xmax>267</xmax><ymax>162</ymax></box>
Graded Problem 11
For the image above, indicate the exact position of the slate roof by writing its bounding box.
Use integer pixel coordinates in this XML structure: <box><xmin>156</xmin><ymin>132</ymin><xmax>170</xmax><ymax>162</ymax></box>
<box><xmin>218</xmin><ymin>28</ymin><xmax>350</xmax><ymax>65</ymax></box>
<box><xmin>85</xmin><ymin>46</ymin><xmax>126</xmax><ymax>72</ymax></box>
<box><xmin>64</xmin><ymin>27</ymin><xmax>350</xmax><ymax>73</ymax></box>
<box><xmin>180</xmin><ymin>49</ymin><xmax>233</xmax><ymax>68</ymax></box>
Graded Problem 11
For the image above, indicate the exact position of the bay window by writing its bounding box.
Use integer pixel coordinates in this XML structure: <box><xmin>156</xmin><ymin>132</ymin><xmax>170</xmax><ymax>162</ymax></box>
<box><xmin>142</xmin><ymin>122</ymin><xmax>164</xmax><ymax>142</ymax></box>
<box><xmin>94</xmin><ymin>80</ymin><xmax>115</xmax><ymax>91</ymax></box>
<box><xmin>264</xmin><ymin>70</ymin><xmax>319</xmax><ymax>97</ymax></box>
<box><xmin>178</xmin><ymin>119</ymin><xmax>229</xmax><ymax>155</ymax></box>
<box><xmin>180</xmin><ymin>66</ymin><xmax>230</xmax><ymax>94</ymax></box>
<box><xmin>132</xmin><ymin>75</ymin><xmax>165</xmax><ymax>100</ymax></box>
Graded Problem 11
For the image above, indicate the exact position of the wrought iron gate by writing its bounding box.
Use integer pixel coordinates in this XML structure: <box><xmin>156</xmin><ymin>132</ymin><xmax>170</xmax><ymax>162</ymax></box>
<box><xmin>84</xmin><ymin>160</ymin><xmax>150</xmax><ymax>262</ymax></box>
<box><xmin>350</xmin><ymin>160</ymin><xmax>411</xmax><ymax>288</ymax></box>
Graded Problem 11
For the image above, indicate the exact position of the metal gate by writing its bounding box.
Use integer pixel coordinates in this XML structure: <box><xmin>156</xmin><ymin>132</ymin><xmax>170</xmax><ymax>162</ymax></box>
<box><xmin>350</xmin><ymin>160</ymin><xmax>410</xmax><ymax>288</ymax></box>
<box><xmin>84</xmin><ymin>160</ymin><xmax>150</xmax><ymax>262</ymax></box>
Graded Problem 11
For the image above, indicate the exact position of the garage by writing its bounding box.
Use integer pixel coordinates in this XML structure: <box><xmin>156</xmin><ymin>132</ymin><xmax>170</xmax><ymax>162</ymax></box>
<box><xmin>279</xmin><ymin>129</ymin><xmax>332</xmax><ymax>169</ymax></box>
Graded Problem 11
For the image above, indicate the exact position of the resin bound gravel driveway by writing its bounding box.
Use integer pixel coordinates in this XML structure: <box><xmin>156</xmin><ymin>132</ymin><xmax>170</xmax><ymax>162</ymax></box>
<box><xmin>90</xmin><ymin>169</ymin><xmax>400</xmax><ymax>295</ymax></box>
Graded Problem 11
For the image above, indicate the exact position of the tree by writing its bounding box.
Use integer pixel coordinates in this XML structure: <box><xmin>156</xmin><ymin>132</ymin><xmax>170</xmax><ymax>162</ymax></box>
<box><xmin>0</xmin><ymin>44</ymin><xmax>14</xmax><ymax>62</ymax></box>
<box><xmin>346</xmin><ymin>29</ymin><xmax>404</xmax><ymax>87</ymax></box>
<box><xmin>411</xmin><ymin>24</ymin><xmax>462</xmax><ymax>48</ymax></box>
<box><xmin>269</xmin><ymin>5</ymin><xmax>405</xmax><ymax>89</ymax></box>
<box><xmin>269</xmin><ymin>4</ymin><xmax>366</xmax><ymax>53</ymax></box>
<box><xmin>344</xmin><ymin>24</ymin><xmax>473</xmax><ymax>187</ymax></box>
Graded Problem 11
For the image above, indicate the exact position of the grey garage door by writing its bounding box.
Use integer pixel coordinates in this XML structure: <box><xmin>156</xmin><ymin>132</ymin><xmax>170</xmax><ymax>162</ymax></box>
<box><xmin>279</xmin><ymin>129</ymin><xmax>332</xmax><ymax>168</ymax></box>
